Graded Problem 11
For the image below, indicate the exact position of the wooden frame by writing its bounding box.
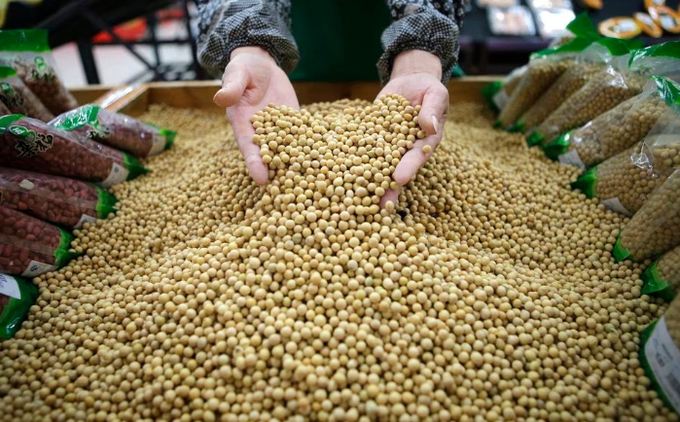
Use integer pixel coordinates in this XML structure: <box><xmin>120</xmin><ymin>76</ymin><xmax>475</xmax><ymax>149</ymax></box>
<box><xmin>69</xmin><ymin>77</ymin><xmax>499</xmax><ymax>115</ymax></box>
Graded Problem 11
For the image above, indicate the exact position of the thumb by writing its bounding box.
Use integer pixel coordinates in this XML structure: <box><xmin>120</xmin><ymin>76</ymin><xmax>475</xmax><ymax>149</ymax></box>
<box><xmin>214</xmin><ymin>63</ymin><xmax>249</xmax><ymax>108</ymax></box>
<box><xmin>417</xmin><ymin>85</ymin><xmax>449</xmax><ymax>136</ymax></box>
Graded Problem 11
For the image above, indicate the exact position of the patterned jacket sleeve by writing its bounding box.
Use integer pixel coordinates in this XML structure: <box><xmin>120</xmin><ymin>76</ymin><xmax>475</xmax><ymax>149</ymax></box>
<box><xmin>195</xmin><ymin>0</ymin><xmax>299</xmax><ymax>78</ymax></box>
<box><xmin>379</xmin><ymin>0</ymin><xmax>468</xmax><ymax>85</ymax></box>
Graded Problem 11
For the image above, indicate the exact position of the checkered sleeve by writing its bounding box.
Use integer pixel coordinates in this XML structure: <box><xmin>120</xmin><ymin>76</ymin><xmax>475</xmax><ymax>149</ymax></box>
<box><xmin>379</xmin><ymin>0</ymin><xmax>468</xmax><ymax>85</ymax></box>
<box><xmin>195</xmin><ymin>0</ymin><xmax>299</xmax><ymax>78</ymax></box>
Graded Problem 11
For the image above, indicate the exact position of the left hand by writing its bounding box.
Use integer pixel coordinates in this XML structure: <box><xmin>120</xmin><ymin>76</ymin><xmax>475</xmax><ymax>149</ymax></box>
<box><xmin>377</xmin><ymin>50</ymin><xmax>449</xmax><ymax>207</ymax></box>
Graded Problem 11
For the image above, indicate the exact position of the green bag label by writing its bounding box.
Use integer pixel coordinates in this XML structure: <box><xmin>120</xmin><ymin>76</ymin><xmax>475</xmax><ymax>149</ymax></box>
<box><xmin>571</xmin><ymin>167</ymin><xmax>598</xmax><ymax>198</ymax></box>
<box><xmin>544</xmin><ymin>132</ymin><xmax>573</xmax><ymax>161</ymax></box>
<box><xmin>53</xmin><ymin>104</ymin><xmax>101</xmax><ymax>131</ymax></box>
<box><xmin>122</xmin><ymin>153</ymin><xmax>150</xmax><ymax>181</ymax></box>
<box><xmin>526</xmin><ymin>130</ymin><xmax>545</xmax><ymax>147</ymax></box>
<box><xmin>639</xmin><ymin>318</ymin><xmax>680</xmax><ymax>414</ymax></box>
<box><xmin>55</xmin><ymin>228</ymin><xmax>79</xmax><ymax>267</ymax></box>
<box><xmin>8</xmin><ymin>123</ymin><xmax>55</xmax><ymax>158</ymax></box>
<box><xmin>641</xmin><ymin>261</ymin><xmax>675</xmax><ymax>301</ymax></box>
<box><xmin>0</xmin><ymin>80</ymin><xmax>25</xmax><ymax>110</ymax></box>
<box><xmin>0</xmin><ymin>66</ymin><xmax>17</xmax><ymax>79</ymax></box>
<box><xmin>613</xmin><ymin>235</ymin><xmax>632</xmax><ymax>262</ymax></box>
<box><xmin>95</xmin><ymin>186</ymin><xmax>118</xmax><ymax>219</ymax></box>
<box><xmin>482</xmin><ymin>82</ymin><xmax>502</xmax><ymax>112</ymax></box>
<box><xmin>532</xmin><ymin>13</ymin><xmax>601</xmax><ymax>59</ymax></box>
<box><xmin>509</xmin><ymin>120</ymin><xmax>525</xmax><ymax>133</ymax></box>
<box><xmin>653</xmin><ymin>76</ymin><xmax>680</xmax><ymax>109</ymax></box>
<box><xmin>0</xmin><ymin>29</ymin><xmax>50</xmax><ymax>53</ymax></box>
<box><xmin>0</xmin><ymin>273</ymin><xmax>38</xmax><ymax>339</ymax></box>
<box><xmin>630</xmin><ymin>40</ymin><xmax>680</xmax><ymax>67</ymax></box>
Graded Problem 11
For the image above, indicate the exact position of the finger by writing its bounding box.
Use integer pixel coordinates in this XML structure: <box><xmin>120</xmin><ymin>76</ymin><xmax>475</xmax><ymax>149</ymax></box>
<box><xmin>380</xmin><ymin>187</ymin><xmax>401</xmax><ymax>210</ymax></box>
<box><xmin>417</xmin><ymin>85</ymin><xmax>449</xmax><ymax>136</ymax></box>
<box><xmin>228</xmin><ymin>109</ymin><xmax>269</xmax><ymax>185</ymax></box>
<box><xmin>214</xmin><ymin>63</ymin><xmax>249</xmax><ymax>108</ymax></box>
<box><xmin>392</xmin><ymin>133</ymin><xmax>441</xmax><ymax>185</ymax></box>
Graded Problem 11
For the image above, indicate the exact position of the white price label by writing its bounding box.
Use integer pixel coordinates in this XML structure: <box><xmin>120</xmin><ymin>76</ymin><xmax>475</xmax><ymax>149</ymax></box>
<box><xmin>101</xmin><ymin>162</ymin><xmax>130</xmax><ymax>187</ymax></box>
<box><xmin>21</xmin><ymin>260</ymin><xmax>57</xmax><ymax>277</ymax></box>
<box><xmin>646</xmin><ymin>317</ymin><xmax>680</xmax><ymax>413</ymax></box>
<box><xmin>148</xmin><ymin>133</ymin><xmax>167</xmax><ymax>156</ymax></box>
<box><xmin>601</xmin><ymin>197</ymin><xmax>633</xmax><ymax>217</ymax></box>
<box><xmin>0</xmin><ymin>273</ymin><xmax>21</xmax><ymax>299</ymax></box>
<box><xmin>76</xmin><ymin>214</ymin><xmax>98</xmax><ymax>229</ymax></box>
<box><xmin>493</xmin><ymin>89</ymin><xmax>509</xmax><ymax>110</ymax></box>
<box><xmin>558</xmin><ymin>150</ymin><xmax>585</xmax><ymax>169</ymax></box>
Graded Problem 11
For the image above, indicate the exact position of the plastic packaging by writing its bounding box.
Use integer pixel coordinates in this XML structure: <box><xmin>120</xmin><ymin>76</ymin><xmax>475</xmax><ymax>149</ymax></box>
<box><xmin>0</xmin><ymin>66</ymin><xmax>53</xmax><ymax>122</ymax></box>
<box><xmin>511</xmin><ymin>38</ymin><xmax>638</xmax><ymax>133</ymax></box>
<box><xmin>0</xmin><ymin>99</ymin><xmax>9</xmax><ymax>115</ymax></box>
<box><xmin>642</xmin><ymin>244</ymin><xmax>680</xmax><ymax>301</ymax></box>
<box><xmin>482</xmin><ymin>65</ymin><xmax>527</xmax><ymax>112</ymax></box>
<box><xmin>545</xmin><ymin>76</ymin><xmax>676</xmax><ymax>168</ymax></box>
<box><xmin>0</xmin><ymin>114</ymin><xmax>148</xmax><ymax>187</ymax></box>
<box><xmin>639</xmin><ymin>298</ymin><xmax>680</xmax><ymax>415</ymax></box>
<box><xmin>496</xmin><ymin>14</ymin><xmax>602</xmax><ymax>128</ymax></box>
<box><xmin>50</xmin><ymin>105</ymin><xmax>176</xmax><ymax>158</ymax></box>
<box><xmin>528</xmin><ymin>41</ymin><xmax>680</xmax><ymax>146</ymax></box>
<box><xmin>0</xmin><ymin>168</ymin><xmax>117</xmax><ymax>229</ymax></box>
<box><xmin>488</xmin><ymin>6</ymin><xmax>536</xmax><ymax>36</ymax></box>
<box><xmin>0</xmin><ymin>205</ymin><xmax>77</xmax><ymax>277</ymax></box>
<box><xmin>0</xmin><ymin>29</ymin><xmax>78</xmax><ymax>115</ymax></box>
<box><xmin>614</xmin><ymin>170</ymin><xmax>680</xmax><ymax>262</ymax></box>
<box><xmin>0</xmin><ymin>273</ymin><xmax>38</xmax><ymax>339</ymax></box>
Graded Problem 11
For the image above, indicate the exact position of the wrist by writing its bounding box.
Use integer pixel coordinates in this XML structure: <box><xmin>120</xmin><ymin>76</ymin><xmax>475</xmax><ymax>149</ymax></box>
<box><xmin>230</xmin><ymin>46</ymin><xmax>276</xmax><ymax>63</ymax></box>
<box><xmin>391</xmin><ymin>50</ymin><xmax>443</xmax><ymax>80</ymax></box>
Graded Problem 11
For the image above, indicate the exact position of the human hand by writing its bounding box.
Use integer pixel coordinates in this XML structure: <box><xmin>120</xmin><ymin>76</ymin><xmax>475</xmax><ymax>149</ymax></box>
<box><xmin>377</xmin><ymin>50</ymin><xmax>449</xmax><ymax>207</ymax></box>
<box><xmin>213</xmin><ymin>46</ymin><xmax>300</xmax><ymax>185</ymax></box>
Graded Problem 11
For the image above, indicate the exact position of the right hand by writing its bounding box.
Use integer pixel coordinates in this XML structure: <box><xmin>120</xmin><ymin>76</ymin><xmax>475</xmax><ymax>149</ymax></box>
<box><xmin>213</xmin><ymin>46</ymin><xmax>299</xmax><ymax>185</ymax></box>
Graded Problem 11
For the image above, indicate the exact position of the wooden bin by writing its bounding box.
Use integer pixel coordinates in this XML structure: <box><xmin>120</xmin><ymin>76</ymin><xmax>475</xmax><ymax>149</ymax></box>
<box><xmin>71</xmin><ymin>77</ymin><xmax>499</xmax><ymax>116</ymax></box>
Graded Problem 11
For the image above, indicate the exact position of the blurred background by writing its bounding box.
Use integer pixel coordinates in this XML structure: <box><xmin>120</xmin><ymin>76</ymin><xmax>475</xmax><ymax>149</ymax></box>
<box><xmin>1</xmin><ymin>0</ymin><xmax>679</xmax><ymax>87</ymax></box>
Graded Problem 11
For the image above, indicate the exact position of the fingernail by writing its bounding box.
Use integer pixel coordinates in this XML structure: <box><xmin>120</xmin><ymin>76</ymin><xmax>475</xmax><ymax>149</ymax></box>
<box><xmin>432</xmin><ymin>116</ymin><xmax>439</xmax><ymax>134</ymax></box>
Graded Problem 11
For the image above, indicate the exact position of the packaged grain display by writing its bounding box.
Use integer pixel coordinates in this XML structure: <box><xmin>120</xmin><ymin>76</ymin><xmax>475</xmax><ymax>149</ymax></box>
<box><xmin>482</xmin><ymin>65</ymin><xmax>527</xmax><ymax>112</ymax></box>
<box><xmin>0</xmin><ymin>29</ymin><xmax>77</xmax><ymax>115</ymax></box>
<box><xmin>0</xmin><ymin>273</ymin><xmax>38</xmax><ymax>339</ymax></box>
<box><xmin>0</xmin><ymin>114</ymin><xmax>148</xmax><ymax>187</ymax></box>
<box><xmin>639</xmin><ymin>295</ymin><xmax>680</xmax><ymax>415</ymax></box>
<box><xmin>0</xmin><ymin>65</ymin><xmax>53</xmax><ymax>121</ymax></box>
<box><xmin>50</xmin><ymin>105</ymin><xmax>176</xmax><ymax>158</ymax></box>
<box><xmin>0</xmin><ymin>205</ymin><xmax>76</xmax><ymax>277</ymax></box>
<box><xmin>614</xmin><ymin>170</ymin><xmax>680</xmax><ymax>262</ymax></box>
<box><xmin>527</xmin><ymin>41</ymin><xmax>680</xmax><ymax>146</ymax></box>
<box><xmin>0</xmin><ymin>168</ymin><xmax>117</xmax><ymax>229</ymax></box>
<box><xmin>511</xmin><ymin>38</ymin><xmax>639</xmax><ymax>133</ymax></box>
<box><xmin>546</xmin><ymin>76</ymin><xmax>678</xmax><ymax>168</ymax></box>
<box><xmin>641</xmin><ymin>244</ymin><xmax>680</xmax><ymax>300</ymax></box>
<box><xmin>0</xmin><ymin>99</ymin><xmax>9</xmax><ymax>116</ymax></box>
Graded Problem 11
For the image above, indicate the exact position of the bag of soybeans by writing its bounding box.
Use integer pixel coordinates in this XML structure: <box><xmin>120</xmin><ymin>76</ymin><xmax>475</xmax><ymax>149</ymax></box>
<box><xmin>0</xmin><ymin>65</ymin><xmax>53</xmax><ymax>122</ymax></box>
<box><xmin>0</xmin><ymin>205</ymin><xmax>78</xmax><ymax>277</ymax></box>
<box><xmin>482</xmin><ymin>65</ymin><xmax>527</xmax><ymax>113</ymax></box>
<box><xmin>495</xmin><ymin>14</ymin><xmax>603</xmax><ymax>128</ymax></box>
<box><xmin>569</xmin><ymin>78</ymin><xmax>680</xmax><ymax>216</ymax></box>
<box><xmin>642</xmin><ymin>244</ymin><xmax>680</xmax><ymax>301</ymax></box>
<box><xmin>50</xmin><ymin>105</ymin><xmax>176</xmax><ymax>158</ymax></box>
<box><xmin>511</xmin><ymin>37</ymin><xmax>641</xmax><ymax>133</ymax></box>
<box><xmin>0</xmin><ymin>273</ymin><xmax>38</xmax><ymax>339</ymax></box>
<box><xmin>0</xmin><ymin>168</ymin><xmax>117</xmax><ymax>229</ymax></box>
<box><xmin>0</xmin><ymin>99</ymin><xmax>9</xmax><ymax>116</ymax></box>
<box><xmin>527</xmin><ymin>41</ymin><xmax>680</xmax><ymax>147</ymax></box>
<box><xmin>639</xmin><ymin>295</ymin><xmax>680</xmax><ymax>415</ymax></box>
<box><xmin>0</xmin><ymin>114</ymin><xmax>148</xmax><ymax>187</ymax></box>
<box><xmin>0</xmin><ymin>29</ymin><xmax>78</xmax><ymax>115</ymax></box>
<box><xmin>546</xmin><ymin>76</ymin><xmax>678</xmax><ymax>169</ymax></box>
<box><xmin>613</xmin><ymin>170</ymin><xmax>680</xmax><ymax>262</ymax></box>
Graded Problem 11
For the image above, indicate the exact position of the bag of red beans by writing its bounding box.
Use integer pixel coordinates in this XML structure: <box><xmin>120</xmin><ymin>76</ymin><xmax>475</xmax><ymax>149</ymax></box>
<box><xmin>0</xmin><ymin>65</ymin><xmax>53</xmax><ymax>121</ymax></box>
<box><xmin>0</xmin><ymin>206</ymin><xmax>77</xmax><ymax>277</ymax></box>
<box><xmin>51</xmin><ymin>105</ymin><xmax>176</xmax><ymax>158</ymax></box>
<box><xmin>0</xmin><ymin>114</ymin><xmax>148</xmax><ymax>187</ymax></box>
<box><xmin>0</xmin><ymin>273</ymin><xmax>38</xmax><ymax>339</ymax></box>
<box><xmin>0</xmin><ymin>168</ymin><xmax>117</xmax><ymax>229</ymax></box>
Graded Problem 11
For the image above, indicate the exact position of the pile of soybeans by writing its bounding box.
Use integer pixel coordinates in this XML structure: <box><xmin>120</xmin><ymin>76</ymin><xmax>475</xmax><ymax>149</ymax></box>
<box><xmin>0</xmin><ymin>95</ymin><xmax>676</xmax><ymax>422</ymax></box>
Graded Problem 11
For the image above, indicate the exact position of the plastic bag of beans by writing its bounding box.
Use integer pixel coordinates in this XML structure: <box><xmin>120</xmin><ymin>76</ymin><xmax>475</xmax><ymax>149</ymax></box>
<box><xmin>544</xmin><ymin>77</ymin><xmax>675</xmax><ymax>168</ymax></box>
<box><xmin>482</xmin><ymin>65</ymin><xmax>527</xmax><ymax>112</ymax></box>
<box><xmin>0</xmin><ymin>114</ymin><xmax>148</xmax><ymax>187</ymax></box>
<box><xmin>0</xmin><ymin>273</ymin><xmax>38</xmax><ymax>339</ymax></box>
<box><xmin>0</xmin><ymin>168</ymin><xmax>117</xmax><ymax>229</ymax></box>
<box><xmin>613</xmin><ymin>170</ymin><xmax>680</xmax><ymax>262</ymax></box>
<box><xmin>642</xmin><ymin>245</ymin><xmax>680</xmax><ymax>301</ymax></box>
<box><xmin>510</xmin><ymin>38</ymin><xmax>640</xmax><ymax>133</ymax></box>
<box><xmin>50</xmin><ymin>105</ymin><xmax>176</xmax><ymax>158</ymax></box>
<box><xmin>0</xmin><ymin>99</ymin><xmax>9</xmax><ymax>116</ymax></box>
<box><xmin>527</xmin><ymin>41</ymin><xmax>680</xmax><ymax>146</ymax></box>
<box><xmin>639</xmin><ymin>296</ymin><xmax>680</xmax><ymax>415</ymax></box>
<box><xmin>0</xmin><ymin>29</ymin><xmax>77</xmax><ymax>115</ymax></box>
<box><xmin>0</xmin><ymin>65</ymin><xmax>53</xmax><ymax>122</ymax></box>
<box><xmin>0</xmin><ymin>205</ymin><xmax>77</xmax><ymax>277</ymax></box>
